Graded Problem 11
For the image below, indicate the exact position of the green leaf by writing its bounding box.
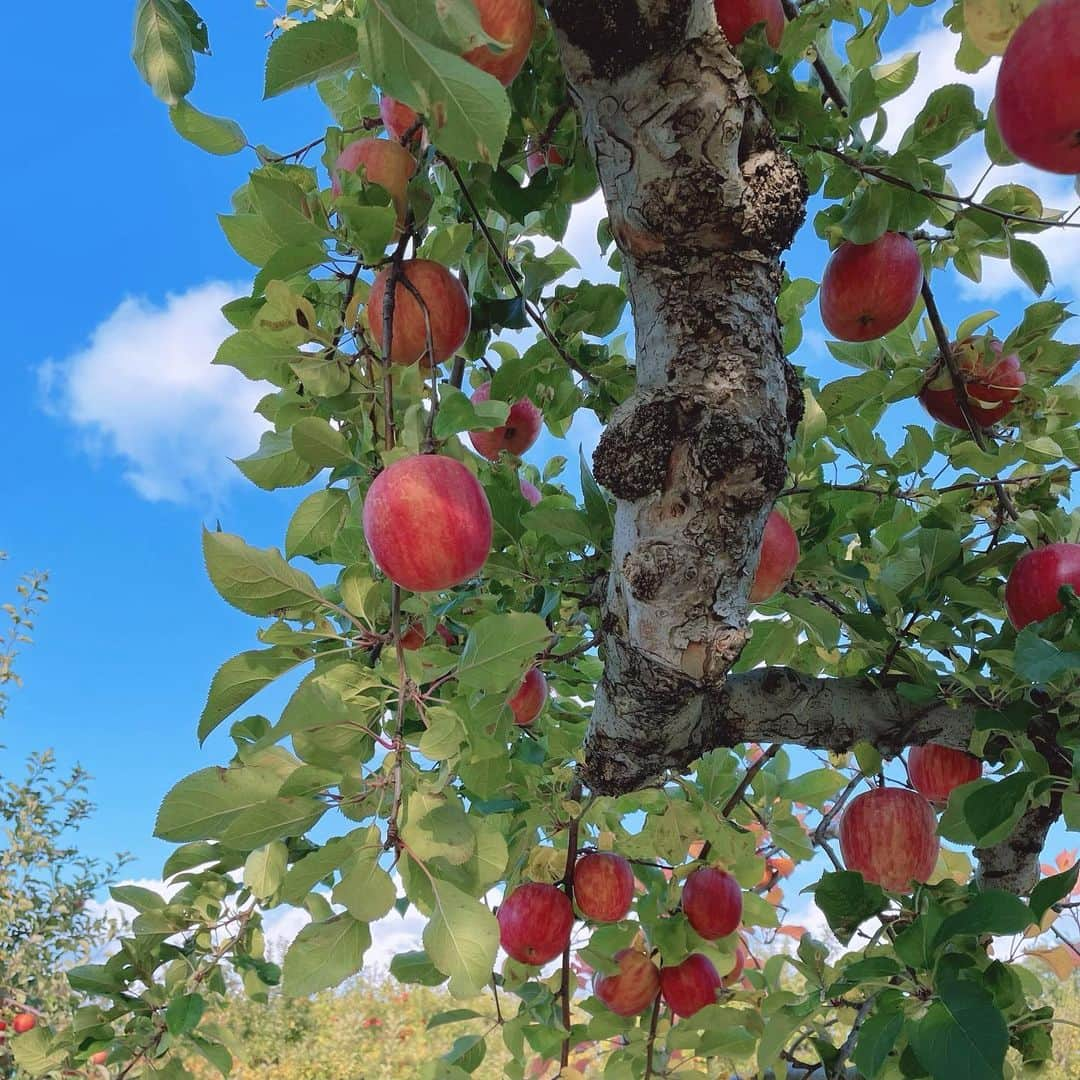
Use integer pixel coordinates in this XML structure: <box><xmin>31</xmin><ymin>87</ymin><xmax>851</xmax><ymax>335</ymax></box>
<box><xmin>292</xmin><ymin>416</ymin><xmax>354</xmax><ymax>467</ymax></box>
<box><xmin>782</xmin><ymin>768</ymin><xmax>846</xmax><ymax>808</ymax></box>
<box><xmin>282</xmin><ymin>913</ymin><xmax>372</xmax><ymax>996</ymax></box>
<box><xmin>165</xmin><ymin>993</ymin><xmax>205</xmax><ymax>1037</ymax></box>
<box><xmin>357</xmin><ymin>0</ymin><xmax>511</xmax><ymax>163</ymax></box>
<box><xmin>962</xmin><ymin>771</ymin><xmax>1036</xmax><ymax>846</ymax></box>
<box><xmin>899</xmin><ymin>84</ymin><xmax>981</xmax><ymax>159</ymax></box>
<box><xmin>456</xmin><ymin>613</ymin><xmax>551</xmax><ymax>691</ymax></box>
<box><xmin>234</xmin><ymin>430</ymin><xmax>320</xmax><ymax>490</ymax></box>
<box><xmin>433</xmin><ymin>386</ymin><xmax>509</xmax><ymax>440</ymax></box>
<box><xmin>908</xmin><ymin>979</ymin><xmax>1007</xmax><ymax>1080</ymax></box>
<box><xmin>220</xmin><ymin>795</ymin><xmax>324</xmax><ymax>850</ymax></box>
<box><xmin>1009</xmin><ymin>237</ymin><xmax>1051</xmax><ymax>295</ymax></box>
<box><xmin>334</xmin><ymin>848</ymin><xmax>398</xmax><ymax>922</ymax></box>
<box><xmin>202</xmin><ymin>528</ymin><xmax>324</xmax><ymax>617</ymax></box>
<box><xmin>423</xmin><ymin>877</ymin><xmax>499</xmax><ymax>998</ymax></box>
<box><xmin>264</xmin><ymin>19</ymin><xmax>360</xmax><ymax>99</ymax></box>
<box><xmin>1014</xmin><ymin>627</ymin><xmax>1080</xmax><ymax>683</ymax></box>
<box><xmin>244</xmin><ymin>840</ymin><xmax>288</xmax><ymax>900</ymax></box>
<box><xmin>391</xmin><ymin>950</ymin><xmax>448</xmax><ymax>987</ymax></box>
<box><xmin>1030</xmin><ymin>862</ymin><xmax>1080</xmax><ymax>922</ymax></box>
<box><xmin>930</xmin><ymin>890</ymin><xmax>1033</xmax><ymax>950</ymax></box>
<box><xmin>169</xmin><ymin>99</ymin><xmax>247</xmax><ymax>154</ymax></box>
<box><xmin>808</xmin><ymin>871</ymin><xmax>889</xmax><ymax>944</ymax></box>
<box><xmin>199</xmin><ymin>647</ymin><xmax>306</xmax><ymax>742</ymax></box>
<box><xmin>285</xmin><ymin>488</ymin><xmax>351</xmax><ymax>558</ymax></box>
<box><xmin>132</xmin><ymin>0</ymin><xmax>196</xmax><ymax>105</ymax></box>
<box><xmin>854</xmin><ymin>1003</ymin><xmax>904</xmax><ymax>1079</ymax></box>
<box><xmin>840</xmin><ymin>183</ymin><xmax>892</xmax><ymax>245</ymax></box>
<box><xmin>155</xmin><ymin>758</ymin><xmax>285</xmax><ymax>842</ymax></box>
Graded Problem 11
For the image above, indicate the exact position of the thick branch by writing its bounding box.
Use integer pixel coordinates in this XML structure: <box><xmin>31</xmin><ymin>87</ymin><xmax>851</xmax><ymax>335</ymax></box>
<box><xmin>583</xmin><ymin>666</ymin><xmax>979</xmax><ymax>793</ymax></box>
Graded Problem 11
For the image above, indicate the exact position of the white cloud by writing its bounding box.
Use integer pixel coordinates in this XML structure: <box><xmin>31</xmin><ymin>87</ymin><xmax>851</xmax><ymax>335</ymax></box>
<box><xmin>39</xmin><ymin>282</ymin><xmax>267</xmax><ymax>504</ymax></box>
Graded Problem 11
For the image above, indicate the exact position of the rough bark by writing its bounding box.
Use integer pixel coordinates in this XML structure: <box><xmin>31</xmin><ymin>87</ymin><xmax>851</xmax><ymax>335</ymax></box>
<box><xmin>546</xmin><ymin>0</ymin><xmax>1062</xmax><ymax>897</ymax></box>
<box><xmin>583</xmin><ymin>667</ymin><xmax>981</xmax><ymax>793</ymax></box>
<box><xmin>548</xmin><ymin>0</ymin><xmax>806</xmax><ymax>789</ymax></box>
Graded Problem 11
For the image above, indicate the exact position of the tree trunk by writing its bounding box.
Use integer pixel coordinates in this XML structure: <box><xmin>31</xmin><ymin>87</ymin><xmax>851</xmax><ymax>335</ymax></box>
<box><xmin>546</xmin><ymin>0</ymin><xmax>1061</xmax><ymax>896</ymax></box>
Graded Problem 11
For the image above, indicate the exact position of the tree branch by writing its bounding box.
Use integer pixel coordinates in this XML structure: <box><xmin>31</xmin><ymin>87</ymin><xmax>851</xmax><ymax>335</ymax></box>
<box><xmin>583</xmin><ymin>667</ymin><xmax>979</xmax><ymax>795</ymax></box>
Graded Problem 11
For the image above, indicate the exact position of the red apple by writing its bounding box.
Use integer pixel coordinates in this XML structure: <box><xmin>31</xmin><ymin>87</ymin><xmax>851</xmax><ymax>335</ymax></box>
<box><xmin>907</xmin><ymin>743</ymin><xmax>982</xmax><ymax>806</ymax></box>
<box><xmin>520</xmin><ymin>477</ymin><xmax>542</xmax><ymax>506</ymax></box>
<box><xmin>819</xmin><ymin>232</ymin><xmax>923</xmax><ymax>342</ymax></box>
<box><xmin>918</xmin><ymin>336</ymin><xmax>1025</xmax><ymax>430</ymax></box>
<box><xmin>462</xmin><ymin>0</ymin><xmax>536</xmax><ymax>86</ymax></box>
<box><xmin>12</xmin><ymin>1014</ymin><xmax>36</xmax><ymax>1035</ymax></box>
<box><xmin>682</xmin><ymin>867</ymin><xmax>743</xmax><ymax>941</ymax></box>
<box><xmin>748</xmin><ymin>510</ymin><xmax>800</xmax><ymax>603</ymax></box>
<box><xmin>362</xmin><ymin>455</ymin><xmax>493</xmax><ymax>592</ymax></box>
<box><xmin>1005</xmin><ymin>542</ymin><xmax>1080</xmax><ymax>629</ymax></box>
<box><xmin>498</xmin><ymin>882</ymin><xmax>575</xmax><ymax>965</ymax></box>
<box><xmin>379</xmin><ymin>95</ymin><xmax>421</xmax><ymax>142</ymax></box>
<box><xmin>526</xmin><ymin>144</ymin><xmax>565</xmax><ymax>176</ymax></box>
<box><xmin>593</xmin><ymin>948</ymin><xmax>661</xmax><ymax>1016</ymax></box>
<box><xmin>331</xmin><ymin>137</ymin><xmax>416</xmax><ymax>230</ymax></box>
<box><xmin>368</xmin><ymin>259</ymin><xmax>472</xmax><ymax>366</ymax></box>
<box><xmin>435</xmin><ymin>622</ymin><xmax>457</xmax><ymax>647</ymax></box>
<box><xmin>839</xmin><ymin>787</ymin><xmax>939</xmax><ymax>892</ymax></box>
<box><xmin>995</xmin><ymin>0</ymin><xmax>1080</xmax><ymax>174</ymax></box>
<box><xmin>659</xmin><ymin>954</ymin><xmax>722</xmax><ymax>1018</ymax></box>
<box><xmin>508</xmin><ymin>667</ymin><xmax>548</xmax><ymax>726</ymax></box>
<box><xmin>399</xmin><ymin>621</ymin><xmax>426</xmax><ymax>650</ymax></box>
<box><xmin>468</xmin><ymin>382</ymin><xmax>543</xmax><ymax>460</ymax></box>
<box><xmin>722</xmin><ymin>944</ymin><xmax>747</xmax><ymax>987</ymax></box>
<box><xmin>714</xmin><ymin>0</ymin><xmax>786</xmax><ymax>47</ymax></box>
<box><xmin>574</xmin><ymin>853</ymin><xmax>635</xmax><ymax>922</ymax></box>
<box><xmin>89</xmin><ymin>1051</ymin><xmax>109</xmax><ymax>1066</ymax></box>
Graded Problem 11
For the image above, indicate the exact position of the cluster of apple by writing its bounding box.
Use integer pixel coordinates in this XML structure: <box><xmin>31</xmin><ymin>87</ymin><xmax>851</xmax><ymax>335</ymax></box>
<box><xmin>841</xmin><ymin>539</ymin><xmax>1080</xmax><ymax>891</ymax></box>
<box><xmin>817</xmin><ymin>232</ymin><xmax>1028</xmax><ymax>431</ymax></box>
<box><xmin>496</xmin><ymin>852</ymin><xmax>749</xmax><ymax>1021</ymax></box>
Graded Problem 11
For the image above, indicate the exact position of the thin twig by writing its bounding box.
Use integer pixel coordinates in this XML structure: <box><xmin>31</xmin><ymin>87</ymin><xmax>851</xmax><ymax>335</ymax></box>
<box><xmin>800</xmin><ymin>141</ymin><xmax>1080</xmax><ymax>230</ymax></box>
<box><xmin>920</xmin><ymin>280</ymin><xmax>1020</xmax><ymax>523</ymax></box>
<box><xmin>559</xmin><ymin>780</ymin><xmax>584</xmax><ymax>1071</ymax></box>
<box><xmin>698</xmin><ymin>744</ymin><xmax>783</xmax><ymax>863</ymax></box>
<box><xmin>644</xmin><ymin>993</ymin><xmax>664</xmax><ymax>1079</ymax></box>
<box><xmin>435</xmin><ymin>152</ymin><xmax>596</xmax><ymax>384</ymax></box>
<box><xmin>779</xmin><ymin>0</ymin><xmax>848</xmax><ymax>110</ymax></box>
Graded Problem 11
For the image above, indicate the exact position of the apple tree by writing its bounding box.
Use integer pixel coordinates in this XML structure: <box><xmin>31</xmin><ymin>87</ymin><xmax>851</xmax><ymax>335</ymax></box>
<box><xmin>16</xmin><ymin>0</ymin><xmax>1080</xmax><ymax>1075</ymax></box>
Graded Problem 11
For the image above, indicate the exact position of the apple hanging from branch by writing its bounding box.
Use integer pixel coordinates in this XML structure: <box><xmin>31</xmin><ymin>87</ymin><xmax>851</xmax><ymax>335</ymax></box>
<box><xmin>362</xmin><ymin>455</ymin><xmax>493</xmax><ymax>592</ymax></box>
<box><xmin>593</xmin><ymin>948</ymin><xmax>661</xmax><ymax>1016</ymax></box>
<box><xmin>819</xmin><ymin>232</ymin><xmax>923</xmax><ymax>342</ymax></box>
<box><xmin>497</xmin><ymin>882</ymin><xmax>575</xmax><ymax>965</ymax></box>
<box><xmin>918</xmin><ymin>336</ymin><xmax>1025</xmax><ymax>430</ymax></box>
<box><xmin>907</xmin><ymin>743</ymin><xmax>982</xmax><ymax>806</ymax></box>
<box><xmin>659</xmin><ymin>954</ymin><xmax>723</xmax><ymax>1019</ymax></box>
<box><xmin>508</xmin><ymin>667</ymin><xmax>548</xmax><ymax>727</ymax></box>
<box><xmin>839</xmin><ymin>786</ymin><xmax>939</xmax><ymax>892</ymax></box>
<box><xmin>468</xmin><ymin>382</ymin><xmax>543</xmax><ymax>460</ymax></box>
<box><xmin>461</xmin><ymin>0</ymin><xmax>537</xmax><ymax>86</ymax></box>
<box><xmin>574</xmin><ymin>852</ymin><xmax>635</xmax><ymax>922</ymax></box>
<box><xmin>1005</xmin><ymin>542</ymin><xmax>1080</xmax><ymax>629</ymax></box>
<box><xmin>368</xmin><ymin>259</ymin><xmax>472</xmax><ymax>366</ymax></box>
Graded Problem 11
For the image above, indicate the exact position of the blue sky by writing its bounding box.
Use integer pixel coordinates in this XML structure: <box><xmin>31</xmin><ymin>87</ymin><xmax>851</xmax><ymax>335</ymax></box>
<box><xmin>2</xmin><ymin>0</ymin><xmax>1077</xmax><ymax>903</ymax></box>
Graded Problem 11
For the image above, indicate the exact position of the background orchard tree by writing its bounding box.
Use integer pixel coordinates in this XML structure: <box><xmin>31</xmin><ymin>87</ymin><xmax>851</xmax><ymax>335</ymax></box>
<box><xmin>0</xmin><ymin>561</ymin><xmax>125</xmax><ymax>1078</ymax></box>
<box><xmin>15</xmin><ymin>0</ymin><xmax>1080</xmax><ymax>1075</ymax></box>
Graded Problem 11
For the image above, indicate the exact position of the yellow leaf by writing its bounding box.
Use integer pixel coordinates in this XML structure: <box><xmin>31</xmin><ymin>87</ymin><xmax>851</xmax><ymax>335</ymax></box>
<box><xmin>963</xmin><ymin>0</ymin><xmax>1039</xmax><ymax>55</ymax></box>
<box><xmin>1028</xmin><ymin>944</ymin><xmax>1080</xmax><ymax>981</ymax></box>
